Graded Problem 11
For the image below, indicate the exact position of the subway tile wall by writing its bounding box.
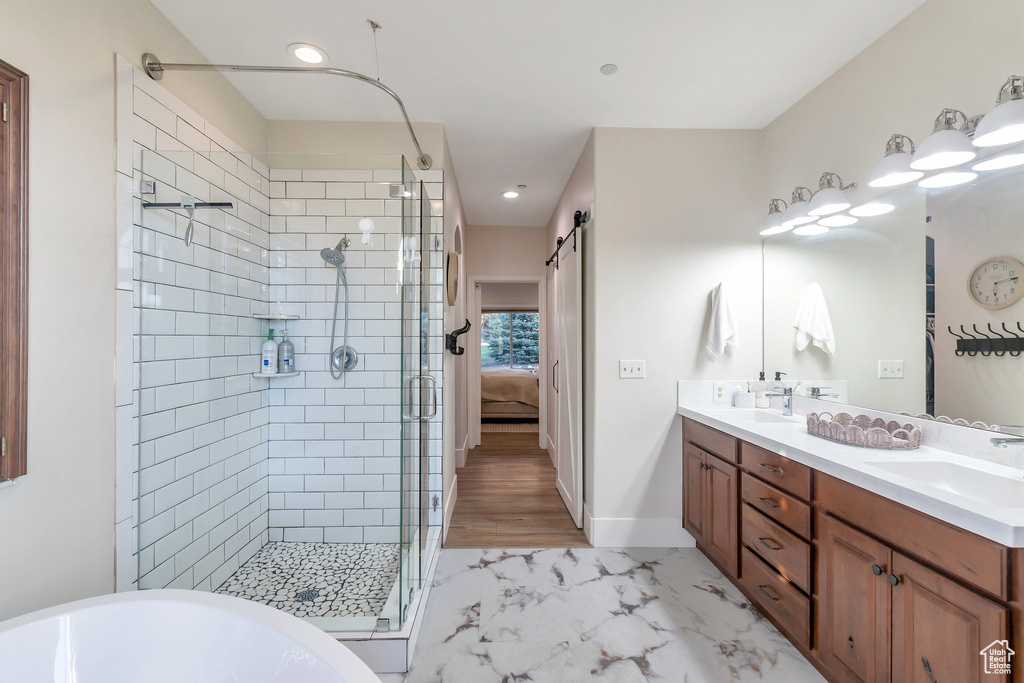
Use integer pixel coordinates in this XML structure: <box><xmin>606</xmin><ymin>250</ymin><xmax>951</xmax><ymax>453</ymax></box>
<box><xmin>116</xmin><ymin>58</ymin><xmax>445</xmax><ymax>592</ymax></box>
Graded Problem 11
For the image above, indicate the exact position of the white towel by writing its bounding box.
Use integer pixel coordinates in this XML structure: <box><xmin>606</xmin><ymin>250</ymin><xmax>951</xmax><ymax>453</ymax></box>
<box><xmin>705</xmin><ymin>282</ymin><xmax>740</xmax><ymax>361</ymax></box>
<box><xmin>793</xmin><ymin>282</ymin><xmax>836</xmax><ymax>357</ymax></box>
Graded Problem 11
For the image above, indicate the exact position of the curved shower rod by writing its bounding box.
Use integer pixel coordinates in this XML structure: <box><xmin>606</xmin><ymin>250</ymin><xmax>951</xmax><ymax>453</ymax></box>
<box><xmin>141</xmin><ymin>53</ymin><xmax>432</xmax><ymax>170</ymax></box>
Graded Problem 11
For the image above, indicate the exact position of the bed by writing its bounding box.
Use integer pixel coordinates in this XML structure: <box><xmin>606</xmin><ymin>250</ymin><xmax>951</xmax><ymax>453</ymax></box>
<box><xmin>481</xmin><ymin>368</ymin><xmax>540</xmax><ymax>419</ymax></box>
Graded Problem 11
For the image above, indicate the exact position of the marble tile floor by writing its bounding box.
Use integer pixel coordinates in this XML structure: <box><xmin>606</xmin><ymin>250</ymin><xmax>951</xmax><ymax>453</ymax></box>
<box><xmin>214</xmin><ymin>541</ymin><xmax>400</xmax><ymax>619</ymax></box>
<box><xmin>382</xmin><ymin>547</ymin><xmax>824</xmax><ymax>682</ymax></box>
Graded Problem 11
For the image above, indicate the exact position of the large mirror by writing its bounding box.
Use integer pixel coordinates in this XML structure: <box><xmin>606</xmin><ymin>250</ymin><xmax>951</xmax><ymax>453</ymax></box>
<box><xmin>763</xmin><ymin>141</ymin><xmax>1024</xmax><ymax>432</ymax></box>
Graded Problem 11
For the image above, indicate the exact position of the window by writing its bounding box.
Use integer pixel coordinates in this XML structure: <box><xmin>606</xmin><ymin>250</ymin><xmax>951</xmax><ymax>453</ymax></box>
<box><xmin>0</xmin><ymin>58</ymin><xmax>28</xmax><ymax>481</ymax></box>
<box><xmin>481</xmin><ymin>311</ymin><xmax>540</xmax><ymax>369</ymax></box>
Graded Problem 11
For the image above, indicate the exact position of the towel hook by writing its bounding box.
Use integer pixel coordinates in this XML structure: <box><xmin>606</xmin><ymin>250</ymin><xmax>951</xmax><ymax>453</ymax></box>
<box><xmin>988</xmin><ymin>323</ymin><xmax>1008</xmax><ymax>356</ymax></box>
<box><xmin>948</xmin><ymin>326</ymin><xmax>967</xmax><ymax>356</ymax></box>
<box><xmin>1002</xmin><ymin>323</ymin><xmax>1022</xmax><ymax>356</ymax></box>
<box><xmin>960</xmin><ymin>325</ymin><xmax>979</xmax><ymax>356</ymax></box>
<box><xmin>973</xmin><ymin>324</ymin><xmax>993</xmax><ymax>356</ymax></box>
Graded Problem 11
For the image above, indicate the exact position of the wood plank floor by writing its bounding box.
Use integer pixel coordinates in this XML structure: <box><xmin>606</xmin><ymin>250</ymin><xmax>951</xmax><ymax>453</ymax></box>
<box><xmin>445</xmin><ymin>432</ymin><xmax>590</xmax><ymax>548</ymax></box>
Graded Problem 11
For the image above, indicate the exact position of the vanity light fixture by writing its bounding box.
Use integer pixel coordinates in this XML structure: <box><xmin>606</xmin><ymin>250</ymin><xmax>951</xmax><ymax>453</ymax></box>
<box><xmin>793</xmin><ymin>223</ymin><xmax>830</xmax><ymax>236</ymax></box>
<box><xmin>869</xmin><ymin>134</ymin><xmax>924</xmax><ymax>187</ymax></box>
<box><xmin>807</xmin><ymin>172</ymin><xmax>855</xmax><ymax>217</ymax></box>
<box><xmin>289</xmin><ymin>43</ymin><xmax>328</xmax><ymax>64</ymax></box>
<box><xmin>910</xmin><ymin>109</ymin><xmax>977</xmax><ymax>170</ymax></box>
<box><xmin>816</xmin><ymin>214</ymin><xmax>858</xmax><ymax>228</ymax></box>
<box><xmin>973</xmin><ymin>76</ymin><xmax>1024</xmax><ymax>147</ymax></box>
<box><xmin>780</xmin><ymin>187</ymin><xmax>816</xmax><ymax>227</ymax></box>
<box><xmin>758</xmin><ymin>198</ymin><xmax>791</xmax><ymax>236</ymax></box>
<box><xmin>849</xmin><ymin>201</ymin><xmax>895</xmax><ymax>217</ymax></box>
<box><xmin>918</xmin><ymin>170</ymin><xmax>977</xmax><ymax>188</ymax></box>
<box><xmin>972</xmin><ymin>151</ymin><xmax>1024</xmax><ymax>171</ymax></box>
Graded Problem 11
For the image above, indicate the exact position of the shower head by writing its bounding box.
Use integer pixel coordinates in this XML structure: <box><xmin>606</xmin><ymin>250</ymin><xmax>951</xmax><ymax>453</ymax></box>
<box><xmin>320</xmin><ymin>248</ymin><xmax>345</xmax><ymax>267</ymax></box>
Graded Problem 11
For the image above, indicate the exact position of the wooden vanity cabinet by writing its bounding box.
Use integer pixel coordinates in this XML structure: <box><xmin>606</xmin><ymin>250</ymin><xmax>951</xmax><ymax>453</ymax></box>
<box><xmin>683</xmin><ymin>420</ymin><xmax>739</xmax><ymax>577</ymax></box>
<box><xmin>682</xmin><ymin>417</ymin><xmax>1021</xmax><ymax>683</ymax></box>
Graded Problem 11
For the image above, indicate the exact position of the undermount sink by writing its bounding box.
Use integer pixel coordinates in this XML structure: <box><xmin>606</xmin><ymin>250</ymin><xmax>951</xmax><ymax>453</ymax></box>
<box><xmin>864</xmin><ymin>460</ymin><xmax>1024</xmax><ymax>508</ymax></box>
<box><xmin>719</xmin><ymin>409</ymin><xmax>797</xmax><ymax>424</ymax></box>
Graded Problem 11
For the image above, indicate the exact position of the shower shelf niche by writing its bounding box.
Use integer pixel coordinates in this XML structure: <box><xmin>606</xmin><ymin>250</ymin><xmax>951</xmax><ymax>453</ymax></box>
<box><xmin>253</xmin><ymin>313</ymin><xmax>300</xmax><ymax>321</ymax></box>
<box><xmin>252</xmin><ymin>372</ymin><xmax>301</xmax><ymax>379</ymax></box>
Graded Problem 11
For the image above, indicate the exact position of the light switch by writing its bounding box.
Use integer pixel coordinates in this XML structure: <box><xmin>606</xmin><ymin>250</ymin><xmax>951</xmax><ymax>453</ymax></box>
<box><xmin>878</xmin><ymin>360</ymin><xmax>904</xmax><ymax>379</ymax></box>
<box><xmin>619</xmin><ymin>360</ymin><xmax>645</xmax><ymax>379</ymax></box>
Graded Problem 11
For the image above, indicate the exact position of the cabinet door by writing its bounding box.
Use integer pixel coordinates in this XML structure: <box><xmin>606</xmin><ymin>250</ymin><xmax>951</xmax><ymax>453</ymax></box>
<box><xmin>683</xmin><ymin>443</ymin><xmax>707</xmax><ymax>546</ymax></box>
<box><xmin>892</xmin><ymin>551</ymin><xmax>1009</xmax><ymax>683</ymax></box>
<box><xmin>817</xmin><ymin>514</ymin><xmax>892</xmax><ymax>683</ymax></box>
<box><xmin>705</xmin><ymin>454</ymin><xmax>739</xmax><ymax>577</ymax></box>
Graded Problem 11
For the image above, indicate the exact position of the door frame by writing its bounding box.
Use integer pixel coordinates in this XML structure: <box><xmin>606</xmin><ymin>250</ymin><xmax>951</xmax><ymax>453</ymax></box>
<box><xmin>465</xmin><ymin>273</ymin><xmax>547</xmax><ymax>453</ymax></box>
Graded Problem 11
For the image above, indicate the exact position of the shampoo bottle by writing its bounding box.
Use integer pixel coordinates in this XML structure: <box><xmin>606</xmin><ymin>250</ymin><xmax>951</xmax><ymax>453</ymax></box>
<box><xmin>278</xmin><ymin>329</ymin><xmax>294</xmax><ymax>374</ymax></box>
<box><xmin>753</xmin><ymin>371</ymin><xmax>770</xmax><ymax>408</ymax></box>
<box><xmin>261</xmin><ymin>328</ymin><xmax>278</xmax><ymax>375</ymax></box>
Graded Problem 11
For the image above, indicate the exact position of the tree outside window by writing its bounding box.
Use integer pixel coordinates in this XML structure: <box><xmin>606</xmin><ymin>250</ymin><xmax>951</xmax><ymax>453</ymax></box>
<box><xmin>481</xmin><ymin>312</ymin><xmax>539</xmax><ymax>369</ymax></box>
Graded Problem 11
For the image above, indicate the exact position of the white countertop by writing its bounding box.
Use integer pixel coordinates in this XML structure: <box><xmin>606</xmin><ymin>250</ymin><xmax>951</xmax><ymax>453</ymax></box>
<box><xmin>677</xmin><ymin>403</ymin><xmax>1024</xmax><ymax>547</ymax></box>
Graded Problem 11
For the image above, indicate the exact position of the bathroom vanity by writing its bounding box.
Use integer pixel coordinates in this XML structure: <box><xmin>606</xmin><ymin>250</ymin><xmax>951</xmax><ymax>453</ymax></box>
<box><xmin>679</xmin><ymin>404</ymin><xmax>1023</xmax><ymax>682</ymax></box>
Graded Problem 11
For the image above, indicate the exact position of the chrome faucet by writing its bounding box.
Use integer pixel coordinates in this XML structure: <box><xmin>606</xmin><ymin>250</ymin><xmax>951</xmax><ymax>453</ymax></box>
<box><xmin>766</xmin><ymin>387</ymin><xmax>794</xmax><ymax>416</ymax></box>
<box><xmin>808</xmin><ymin>386</ymin><xmax>839</xmax><ymax>399</ymax></box>
<box><xmin>991</xmin><ymin>437</ymin><xmax>1024</xmax><ymax>448</ymax></box>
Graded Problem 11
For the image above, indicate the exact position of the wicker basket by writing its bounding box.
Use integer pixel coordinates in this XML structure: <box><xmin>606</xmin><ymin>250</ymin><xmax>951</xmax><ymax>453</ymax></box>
<box><xmin>806</xmin><ymin>412</ymin><xmax>922</xmax><ymax>450</ymax></box>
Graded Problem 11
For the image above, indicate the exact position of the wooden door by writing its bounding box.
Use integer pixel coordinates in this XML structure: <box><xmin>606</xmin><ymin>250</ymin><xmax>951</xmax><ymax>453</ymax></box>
<box><xmin>705</xmin><ymin>454</ymin><xmax>738</xmax><ymax>576</ymax></box>
<box><xmin>817</xmin><ymin>514</ymin><xmax>892</xmax><ymax>683</ymax></box>
<box><xmin>892</xmin><ymin>551</ymin><xmax>1009</xmax><ymax>683</ymax></box>
<box><xmin>683</xmin><ymin>443</ymin><xmax>707</xmax><ymax>546</ymax></box>
<box><xmin>554</xmin><ymin>242</ymin><xmax>583</xmax><ymax>527</ymax></box>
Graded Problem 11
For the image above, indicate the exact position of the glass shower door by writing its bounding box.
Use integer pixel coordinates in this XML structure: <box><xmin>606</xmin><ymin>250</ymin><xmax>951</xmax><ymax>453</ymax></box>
<box><xmin>399</xmin><ymin>166</ymin><xmax>430</xmax><ymax>625</ymax></box>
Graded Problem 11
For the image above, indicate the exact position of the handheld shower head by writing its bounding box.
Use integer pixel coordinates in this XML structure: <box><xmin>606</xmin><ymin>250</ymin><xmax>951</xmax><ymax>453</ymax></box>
<box><xmin>320</xmin><ymin>248</ymin><xmax>345</xmax><ymax>267</ymax></box>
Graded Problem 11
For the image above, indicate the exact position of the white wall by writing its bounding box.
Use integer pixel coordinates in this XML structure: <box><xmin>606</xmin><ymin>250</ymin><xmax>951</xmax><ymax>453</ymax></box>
<box><xmin>0</xmin><ymin>0</ymin><xmax>267</xmax><ymax>622</ymax></box>
<box><xmin>587</xmin><ymin>128</ymin><xmax>764</xmax><ymax>542</ymax></box>
<box><xmin>463</xmin><ymin>225</ymin><xmax>548</xmax><ymax>277</ymax></box>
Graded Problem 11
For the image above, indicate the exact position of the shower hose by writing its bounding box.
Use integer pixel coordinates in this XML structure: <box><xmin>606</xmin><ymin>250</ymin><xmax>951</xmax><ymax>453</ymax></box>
<box><xmin>329</xmin><ymin>265</ymin><xmax>349</xmax><ymax>380</ymax></box>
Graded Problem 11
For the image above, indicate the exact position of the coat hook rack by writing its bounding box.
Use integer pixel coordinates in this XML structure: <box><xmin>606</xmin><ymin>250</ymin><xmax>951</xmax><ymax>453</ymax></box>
<box><xmin>947</xmin><ymin>323</ymin><xmax>1024</xmax><ymax>357</ymax></box>
<box><xmin>446</xmin><ymin>319</ymin><xmax>471</xmax><ymax>356</ymax></box>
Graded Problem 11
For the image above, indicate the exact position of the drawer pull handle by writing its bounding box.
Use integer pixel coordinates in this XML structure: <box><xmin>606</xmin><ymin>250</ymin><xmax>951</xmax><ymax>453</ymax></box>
<box><xmin>757</xmin><ymin>584</ymin><xmax>781</xmax><ymax>602</ymax></box>
<box><xmin>871</xmin><ymin>564</ymin><xmax>883</xmax><ymax>576</ymax></box>
<box><xmin>757</xmin><ymin>463</ymin><xmax>784</xmax><ymax>475</ymax></box>
<box><xmin>758</xmin><ymin>537</ymin><xmax>782</xmax><ymax>551</ymax></box>
<box><xmin>757</xmin><ymin>496</ymin><xmax>781</xmax><ymax>509</ymax></box>
<box><xmin>888</xmin><ymin>573</ymin><xmax>901</xmax><ymax>587</ymax></box>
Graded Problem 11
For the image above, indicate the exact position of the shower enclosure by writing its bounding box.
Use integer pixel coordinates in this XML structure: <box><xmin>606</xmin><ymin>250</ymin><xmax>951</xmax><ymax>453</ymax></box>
<box><xmin>133</xmin><ymin>145</ymin><xmax>441</xmax><ymax>634</ymax></box>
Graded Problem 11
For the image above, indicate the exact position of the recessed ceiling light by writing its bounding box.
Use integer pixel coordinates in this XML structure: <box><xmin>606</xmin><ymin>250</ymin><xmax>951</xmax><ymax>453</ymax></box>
<box><xmin>517</xmin><ymin>184</ymin><xmax>527</xmax><ymax>189</ymax></box>
<box><xmin>502</xmin><ymin>191</ymin><xmax>519</xmax><ymax>199</ymax></box>
<box><xmin>289</xmin><ymin>43</ymin><xmax>328</xmax><ymax>64</ymax></box>
<box><xmin>600</xmin><ymin>64</ymin><xmax>618</xmax><ymax>75</ymax></box>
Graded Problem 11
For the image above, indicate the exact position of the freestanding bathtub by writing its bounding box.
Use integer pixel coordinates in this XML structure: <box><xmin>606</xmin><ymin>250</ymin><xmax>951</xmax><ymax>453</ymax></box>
<box><xmin>0</xmin><ymin>589</ymin><xmax>381</xmax><ymax>682</ymax></box>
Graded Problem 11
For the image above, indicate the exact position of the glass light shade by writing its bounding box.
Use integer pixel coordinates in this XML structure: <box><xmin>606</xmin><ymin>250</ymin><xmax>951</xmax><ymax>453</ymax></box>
<box><xmin>869</xmin><ymin>151</ymin><xmax>924</xmax><ymax>187</ymax></box>
<box><xmin>781</xmin><ymin>200</ymin><xmax>815</xmax><ymax>227</ymax></box>
<box><xmin>972</xmin><ymin>98</ymin><xmax>1024</xmax><ymax>147</ymax></box>
<box><xmin>918</xmin><ymin>171</ymin><xmax>977</xmax><ymax>188</ymax></box>
<box><xmin>910</xmin><ymin>128</ymin><xmax>976</xmax><ymax>170</ymax></box>
<box><xmin>807</xmin><ymin>187</ymin><xmax>850</xmax><ymax>216</ymax></box>
<box><xmin>793</xmin><ymin>223</ymin><xmax>829</xmax><ymax>236</ymax></box>
<box><xmin>817</xmin><ymin>214</ymin><xmax>858</xmax><ymax>227</ymax></box>
<box><xmin>972</xmin><ymin>152</ymin><xmax>1024</xmax><ymax>171</ymax></box>
<box><xmin>758</xmin><ymin>212</ymin><xmax>790</xmax><ymax>236</ymax></box>
<box><xmin>849</xmin><ymin>202</ymin><xmax>895</xmax><ymax>217</ymax></box>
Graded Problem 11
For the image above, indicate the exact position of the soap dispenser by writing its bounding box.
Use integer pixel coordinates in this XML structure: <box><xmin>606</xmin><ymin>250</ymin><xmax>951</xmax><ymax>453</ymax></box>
<box><xmin>753</xmin><ymin>372</ymin><xmax>770</xmax><ymax>408</ymax></box>
<box><xmin>261</xmin><ymin>328</ymin><xmax>278</xmax><ymax>375</ymax></box>
<box><xmin>278</xmin><ymin>329</ymin><xmax>295</xmax><ymax>374</ymax></box>
<box><xmin>769</xmin><ymin>371</ymin><xmax>787</xmax><ymax>394</ymax></box>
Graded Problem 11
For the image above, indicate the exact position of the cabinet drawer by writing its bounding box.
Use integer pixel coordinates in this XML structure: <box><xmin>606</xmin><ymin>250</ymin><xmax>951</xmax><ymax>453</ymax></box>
<box><xmin>741</xmin><ymin>546</ymin><xmax>811</xmax><ymax>648</ymax></box>
<box><xmin>742</xmin><ymin>503</ymin><xmax>812</xmax><ymax>594</ymax></box>
<box><xmin>740</xmin><ymin>442</ymin><xmax>811</xmax><ymax>501</ymax></box>
<box><xmin>684</xmin><ymin>418</ymin><xmax>738</xmax><ymax>464</ymax></box>
<box><xmin>742</xmin><ymin>473</ymin><xmax>811</xmax><ymax>539</ymax></box>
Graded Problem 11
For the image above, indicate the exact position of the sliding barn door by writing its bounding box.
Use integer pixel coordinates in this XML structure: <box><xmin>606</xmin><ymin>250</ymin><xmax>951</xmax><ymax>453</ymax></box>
<box><xmin>555</xmin><ymin>238</ymin><xmax>583</xmax><ymax>528</ymax></box>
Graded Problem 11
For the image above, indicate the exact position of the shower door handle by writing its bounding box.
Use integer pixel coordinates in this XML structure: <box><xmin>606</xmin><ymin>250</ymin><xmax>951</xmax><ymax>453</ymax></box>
<box><xmin>403</xmin><ymin>375</ymin><xmax>419</xmax><ymax>421</ymax></box>
<box><xmin>423</xmin><ymin>375</ymin><xmax>438</xmax><ymax>420</ymax></box>
<box><xmin>552</xmin><ymin>361</ymin><xmax>559</xmax><ymax>393</ymax></box>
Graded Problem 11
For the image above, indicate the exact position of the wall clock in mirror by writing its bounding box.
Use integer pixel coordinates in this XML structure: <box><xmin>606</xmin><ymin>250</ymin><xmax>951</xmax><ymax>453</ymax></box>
<box><xmin>968</xmin><ymin>256</ymin><xmax>1024</xmax><ymax>309</ymax></box>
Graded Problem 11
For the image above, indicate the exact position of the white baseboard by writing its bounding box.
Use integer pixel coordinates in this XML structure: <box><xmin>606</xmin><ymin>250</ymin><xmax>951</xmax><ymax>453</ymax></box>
<box><xmin>583</xmin><ymin>504</ymin><xmax>594</xmax><ymax>544</ymax></box>
<box><xmin>589</xmin><ymin>517</ymin><xmax>697</xmax><ymax>548</ymax></box>
<box><xmin>455</xmin><ymin>433</ymin><xmax>468</xmax><ymax>468</ymax></box>
<box><xmin>546</xmin><ymin>433</ymin><xmax>556</xmax><ymax>467</ymax></box>
<box><xmin>443</xmin><ymin>474</ymin><xmax>458</xmax><ymax>541</ymax></box>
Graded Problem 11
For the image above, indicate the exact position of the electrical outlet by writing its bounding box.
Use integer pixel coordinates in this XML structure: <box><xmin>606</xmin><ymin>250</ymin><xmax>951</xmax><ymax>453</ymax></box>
<box><xmin>878</xmin><ymin>360</ymin><xmax>904</xmax><ymax>379</ymax></box>
<box><xmin>619</xmin><ymin>360</ymin><xmax>645</xmax><ymax>379</ymax></box>
<box><xmin>713</xmin><ymin>383</ymin><xmax>729</xmax><ymax>404</ymax></box>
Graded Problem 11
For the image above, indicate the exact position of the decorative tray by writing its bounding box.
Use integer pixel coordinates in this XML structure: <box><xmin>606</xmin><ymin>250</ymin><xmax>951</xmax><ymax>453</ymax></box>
<box><xmin>806</xmin><ymin>412</ymin><xmax>922</xmax><ymax>450</ymax></box>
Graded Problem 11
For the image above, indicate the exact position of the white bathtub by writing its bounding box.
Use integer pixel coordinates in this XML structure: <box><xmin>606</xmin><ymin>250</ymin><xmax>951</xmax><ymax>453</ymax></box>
<box><xmin>0</xmin><ymin>589</ymin><xmax>381</xmax><ymax>683</ymax></box>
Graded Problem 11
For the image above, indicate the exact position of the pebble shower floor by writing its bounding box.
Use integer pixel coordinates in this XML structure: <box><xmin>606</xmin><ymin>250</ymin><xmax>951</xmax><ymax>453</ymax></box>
<box><xmin>214</xmin><ymin>542</ymin><xmax>400</xmax><ymax>618</ymax></box>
